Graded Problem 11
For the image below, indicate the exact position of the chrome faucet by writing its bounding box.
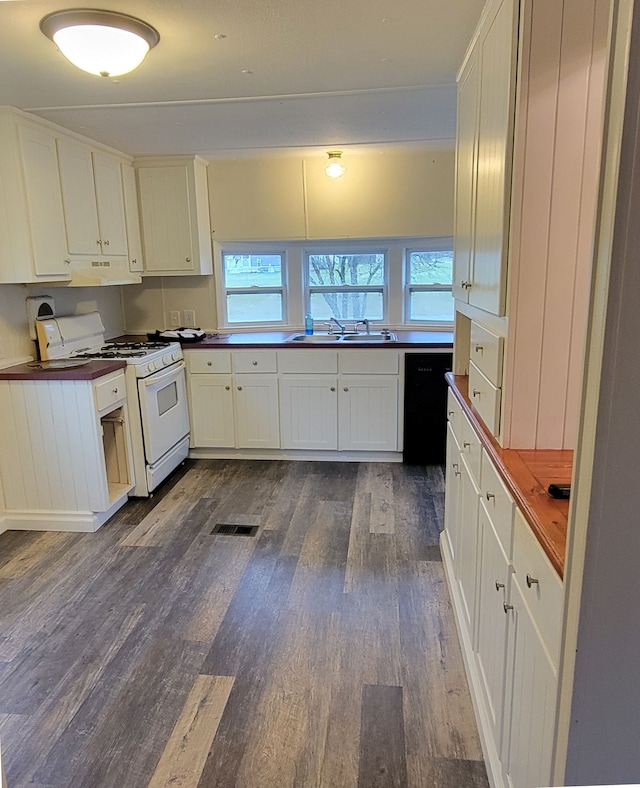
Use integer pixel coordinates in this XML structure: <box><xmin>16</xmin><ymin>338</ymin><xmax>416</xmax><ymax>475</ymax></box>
<box><xmin>355</xmin><ymin>319</ymin><xmax>370</xmax><ymax>335</ymax></box>
<box><xmin>327</xmin><ymin>317</ymin><xmax>346</xmax><ymax>334</ymax></box>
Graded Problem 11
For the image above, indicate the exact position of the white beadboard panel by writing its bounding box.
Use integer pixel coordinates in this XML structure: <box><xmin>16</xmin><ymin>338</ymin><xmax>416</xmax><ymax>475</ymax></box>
<box><xmin>5</xmin><ymin>382</ymin><xmax>35</xmax><ymax>510</ymax></box>
<box><xmin>504</xmin><ymin>0</ymin><xmax>606</xmax><ymax>449</ymax></box>
<box><xmin>279</xmin><ymin>377</ymin><xmax>338</xmax><ymax>450</ymax></box>
<box><xmin>24</xmin><ymin>381</ymin><xmax>62</xmax><ymax>510</ymax></box>
<box><xmin>49</xmin><ymin>381</ymin><xmax>90</xmax><ymax>509</ymax></box>
<box><xmin>0</xmin><ymin>384</ymin><xmax>27</xmax><ymax>510</ymax></box>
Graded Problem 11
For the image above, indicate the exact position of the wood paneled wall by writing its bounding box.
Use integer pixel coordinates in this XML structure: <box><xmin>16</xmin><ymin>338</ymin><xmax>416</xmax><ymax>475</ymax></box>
<box><xmin>503</xmin><ymin>0</ymin><xmax>610</xmax><ymax>449</ymax></box>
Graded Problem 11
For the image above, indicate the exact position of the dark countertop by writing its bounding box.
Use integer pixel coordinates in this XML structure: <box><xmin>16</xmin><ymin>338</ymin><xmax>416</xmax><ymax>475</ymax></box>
<box><xmin>119</xmin><ymin>330</ymin><xmax>454</xmax><ymax>350</ymax></box>
<box><xmin>447</xmin><ymin>373</ymin><xmax>570</xmax><ymax>577</ymax></box>
<box><xmin>0</xmin><ymin>360</ymin><xmax>127</xmax><ymax>381</ymax></box>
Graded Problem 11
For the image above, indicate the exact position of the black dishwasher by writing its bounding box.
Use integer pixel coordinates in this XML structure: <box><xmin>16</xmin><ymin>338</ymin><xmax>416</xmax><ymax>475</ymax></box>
<box><xmin>403</xmin><ymin>352</ymin><xmax>453</xmax><ymax>464</ymax></box>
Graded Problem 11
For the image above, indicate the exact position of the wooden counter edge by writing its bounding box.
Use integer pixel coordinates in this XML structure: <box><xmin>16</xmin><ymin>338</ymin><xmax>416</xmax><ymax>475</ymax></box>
<box><xmin>446</xmin><ymin>373</ymin><xmax>569</xmax><ymax>578</ymax></box>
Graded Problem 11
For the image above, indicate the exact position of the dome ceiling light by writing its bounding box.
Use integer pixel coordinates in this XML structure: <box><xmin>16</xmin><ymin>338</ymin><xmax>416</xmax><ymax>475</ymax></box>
<box><xmin>325</xmin><ymin>150</ymin><xmax>346</xmax><ymax>178</ymax></box>
<box><xmin>40</xmin><ymin>9</ymin><xmax>160</xmax><ymax>78</ymax></box>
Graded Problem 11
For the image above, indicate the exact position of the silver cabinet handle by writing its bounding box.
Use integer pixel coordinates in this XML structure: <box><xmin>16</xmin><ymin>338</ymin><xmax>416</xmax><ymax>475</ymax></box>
<box><xmin>225</xmin><ymin>385</ymin><xmax>230</xmax><ymax>390</ymax></box>
<box><xmin>474</xmin><ymin>344</ymin><xmax>484</xmax><ymax>353</ymax></box>
<box><xmin>252</xmin><ymin>360</ymin><xmax>258</xmax><ymax>366</ymax></box>
<box><xmin>186</xmin><ymin>257</ymin><xmax>191</xmax><ymax>263</ymax></box>
<box><xmin>461</xmin><ymin>280</ymin><xmax>472</xmax><ymax>289</ymax></box>
<box><xmin>526</xmin><ymin>574</ymin><xmax>539</xmax><ymax>588</ymax></box>
<box><xmin>503</xmin><ymin>602</ymin><xmax>514</xmax><ymax>614</ymax></box>
<box><xmin>207</xmin><ymin>361</ymin><xmax>212</xmax><ymax>366</ymax></box>
<box><xmin>112</xmin><ymin>388</ymin><xmax>119</xmax><ymax>395</ymax></box>
<box><xmin>343</xmin><ymin>387</ymin><xmax>349</xmax><ymax>392</ymax></box>
<box><xmin>103</xmin><ymin>239</ymin><xmax>110</xmax><ymax>246</ymax></box>
<box><xmin>448</xmin><ymin>410</ymin><xmax>455</xmax><ymax>416</ymax></box>
<box><xmin>132</xmin><ymin>258</ymin><xmax>137</xmax><ymax>264</ymax></box>
<box><xmin>237</xmin><ymin>386</ymin><xmax>243</xmax><ymax>391</ymax></box>
<box><xmin>495</xmin><ymin>580</ymin><xmax>505</xmax><ymax>591</ymax></box>
<box><xmin>486</xmin><ymin>492</ymin><xmax>495</xmax><ymax>501</ymax></box>
<box><xmin>330</xmin><ymin>387</ymin><xmax>336</xmax><ymax>392</ymax></box>
<box><xmin>452</xmin><ymin>462</ymin><xmax>460</xmax><ymax>477</ymax></box>
<box><xmin>463</xmin><ymin>441</ymin><xmax>471</xmax><ymax>448</ymax></box>
<box><xmin>472</xmin><ymin>389</ymin><xmax>480</xmax><ymax>398</ymax></box>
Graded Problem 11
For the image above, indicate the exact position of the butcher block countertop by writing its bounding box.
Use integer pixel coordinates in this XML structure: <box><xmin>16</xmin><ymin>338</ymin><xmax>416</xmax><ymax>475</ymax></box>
<box><xmin>138</xmin><ymin>329</ymin><xmax>454</xmax><ymax>349</ymax></box>
<box><xmin>447</xmin><ymin>373</ymin><xmax>571</xmax><ymax>577</ymax></box>
<box><xmin>0</xmin><ymin>359</ymin><xmax>126</xmax><ymax>381</ymax></box>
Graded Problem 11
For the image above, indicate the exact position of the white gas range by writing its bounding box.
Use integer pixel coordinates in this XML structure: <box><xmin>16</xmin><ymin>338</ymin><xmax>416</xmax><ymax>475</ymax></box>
<box><xmin>36</xmin><ymin>312</ymin><xmax>190</xmax><ymax>497</ymax></box>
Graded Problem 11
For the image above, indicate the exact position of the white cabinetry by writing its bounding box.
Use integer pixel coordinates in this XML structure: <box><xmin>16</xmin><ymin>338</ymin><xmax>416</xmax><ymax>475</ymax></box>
<box><xmin>453</xmin><ymin>0</ymin><xmax>517</xmax><ymax>315</ymax></box>
<box><xmin>189</xmin><ymin>374</ymin><xmax>235</xmax><ymax>448</ymax></box>
<box><xmin>135</xmin><ymin>155</ymin><xmax>213</xmax><ymax>276</ymax></box>
<box><xmin>338</xmin><ymin>376</ymin><xmax>398</xmax><ymax>452</ymax></box>
<box><xmin>121</xmin><ymin>163</ymin><xmax>144</xmax><ymax>273</ymax></box>
<box><xmin>0</xmin><ymin>109</ymin><xmax>70</xmax><ymax>283</ymax></box>
<box><xmin>280</xmin><ymin>377</ymin><xmax>338</xmax><ymax>450</ymax></box>
<box><xmin>442</xmin><ymin>396</ymin><xmax>563</xmax><ymax>788</ymax></box>
<box><xmin>0</xmin><ymin>370</ymin><xmax>133</xmax><ymax>532</ymax></box>
<box><xmin>57</xmin><ymin>139</ymin><xmax>128</xmax><ymax>262</ymax></box>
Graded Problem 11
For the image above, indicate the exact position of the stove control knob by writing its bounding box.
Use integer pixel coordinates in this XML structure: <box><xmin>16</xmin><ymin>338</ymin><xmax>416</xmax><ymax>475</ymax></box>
<box><xmin>149</xmin><ymin>360</ymin><xmax>158</xmax><ymax>372</ymax></box>
<box><xmin>172</xmin><ymin>351</ymin><xmax>182</xmax><ymax>362</ymax></box>
<box><xmin>163</xmin><ymin>355</ymin><xmax>172</xmax><ymax>366</ymax></box>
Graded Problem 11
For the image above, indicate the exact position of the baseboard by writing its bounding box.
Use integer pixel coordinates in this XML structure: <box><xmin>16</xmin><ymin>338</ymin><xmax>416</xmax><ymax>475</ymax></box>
<box><xmin>0</xmin><ymin>513</ymin><xmax>6</xmax><ymax>535</ymax></box>
<box><xmin>189</xmin><ymin>448</ymin><xmax>403</xmax><ymax>462</ymax></box>
<box><xmin>440</xmin><ymin>533</ymin><xmax>506</xmax><ymax>788</ymax></box>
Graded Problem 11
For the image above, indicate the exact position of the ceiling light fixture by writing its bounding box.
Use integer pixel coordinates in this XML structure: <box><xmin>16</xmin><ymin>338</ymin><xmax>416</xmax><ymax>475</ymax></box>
<box><xmin>40</xmin><ymin>9</ymin><xmax>160</xmax><ymax>78</ymax></box>
<box><xmin>325</xmin><ymin>151</ymin><xmax>346</xmax><ymax>178</ymax></box>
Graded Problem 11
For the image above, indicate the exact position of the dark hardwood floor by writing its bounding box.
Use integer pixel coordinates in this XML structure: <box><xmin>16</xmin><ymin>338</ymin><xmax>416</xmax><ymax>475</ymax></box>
<box><xmin>0</xmin><ymin>460</ymin><xmax>488</xmax><ymax>788</ymax></box>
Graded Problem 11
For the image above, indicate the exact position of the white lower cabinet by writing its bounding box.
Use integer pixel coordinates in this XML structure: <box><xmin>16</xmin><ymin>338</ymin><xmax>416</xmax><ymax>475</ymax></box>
<box><xmin>189</xmin><ymin>374</ymin><xmax>235</xmax><ymax>448</ymax></box>
<box><xmin>338</xmin><ymin>375</ymin><xmax>398</xmax><ymax>452</ymax></box>
<box><xmin>442</xmin><ymin>398</ymin><xmax>563</xmax><ymax>788</ymax></box>
<box><xmin>234</xmin><ymin>375</ymin><xmax>280</xmax><ymax>449</ymax></box>
<box><xmin>280</xmin><ymin>376</ymin><xmax>338</xmax><ymax>450</ymax></box>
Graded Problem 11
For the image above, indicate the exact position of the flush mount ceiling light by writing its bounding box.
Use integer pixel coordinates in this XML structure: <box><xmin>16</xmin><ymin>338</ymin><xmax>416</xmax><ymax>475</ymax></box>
<box><xmin>40</xmin><ymin>9</ymin><xmax>160</xmax><ymax>77</ymax></box>
<box><xmin>325</xmin><ymin>150</ymin><xmax>346</xmax><ymax>178</ymax></box>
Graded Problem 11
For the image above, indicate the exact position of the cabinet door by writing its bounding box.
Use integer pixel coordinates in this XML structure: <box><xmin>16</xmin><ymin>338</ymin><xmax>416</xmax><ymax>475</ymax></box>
<box><xmin>504</xmin><ymin>578</ymin><xmax>558</xmax><ymax>788</ymax></box>
<box><xmin>17</xmin><ymin>124</ymin><xmax>69</xmax><ymax>278</ymax></box>
<box><xmin>234</xmin><ymin>375</ymin><xmax>280</xmax><ymax>449</ymax></box>
<box><xmin>57</xmin><ymin>139</ymin><xmax>102</xmax><ymax>256</ymax></box>
<box><xmin>338</xmin><ymin>375</ymin><xmax>398</xmax><ymax>452</ymax></box>
<box><xmin>280</xmin><ymin>377</ymin><xmax>338</xmax><ymax>450</ymax></box>
<box><xmin>121</xmin><ymin>163</ymin><xmax>144</xmax><ymax>272</ymax></box>
<box><xmin>93</xmin><ymin>152</ymin><xmax>128</xmax><ymax>256</ymax></box>
<box><xmin>453</xmin><ymin>47</ymin><xmax>479</xmax><ymax>302</ymax></box>
<box><xmin>189</xmin><ymin>374</ymin><xmax>235</xmax><ymax>448</ymax></box>
<box><xmin>456</xmin><ymin>455</ymin><xmax>481</xmax><ymax>644</ymax></box>
<box><xmin>475</xmin><ymin>503</ymin><xmax>511</xmax><ymax>757</ymax></box>
<box><xmin>137</xmin><ymin>166</ymin><xmax>195</xmax><ymax>274</ymax></box>
<box><xmin>471</xmin><ymin>0</ymin><xmax>518</xmax><ymax>315</ymax></box>
<box><xmin>443</xmin><ymin>423</ymin><xmax>462</xmax><ymax>563</ymax></box>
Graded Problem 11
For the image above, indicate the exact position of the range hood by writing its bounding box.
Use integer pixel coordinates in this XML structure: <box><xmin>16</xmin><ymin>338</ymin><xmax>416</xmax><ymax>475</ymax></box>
<box><xmin>64</xmin><ymin>261</ymin><xmax>142</xmax><ymax>287</ymax></box>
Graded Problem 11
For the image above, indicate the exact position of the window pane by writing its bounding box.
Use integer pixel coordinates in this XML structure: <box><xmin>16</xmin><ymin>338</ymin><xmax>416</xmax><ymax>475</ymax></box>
<box><xmin>223</xmin><ymin>253</ymin><xmax>283</xmax><ymax>287</ymax></box>
<box><xmin>307</xmin><ymin>253</ymin><xmax>384</xmax><ymax>286</ymax></box>
<box><xmin>409</xmin><ymin>251</ymin><xmax>453</xmax><ymax>285</ymax></box>
<box><xmin>409</xmin><ymin>290</ymin><xmax>454</xmax><ymax>322</ymax></box>
<box><xmin>309</xmin><ymin>290</ymin><xmax>383</xmax><ymax>320</ymax></box>
<box><xmin>227</xmin><ymin>292</ymin><xmax>283</xmax><ymax>323</ymax></box>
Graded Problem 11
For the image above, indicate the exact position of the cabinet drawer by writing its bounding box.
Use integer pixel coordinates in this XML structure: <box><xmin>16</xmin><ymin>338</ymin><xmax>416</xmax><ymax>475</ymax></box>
<box><xmin>94</xmin><ymin>372</ymin><xmax>126</xmax><ymax>413</ymax></box>
<box><xmin>480</xmin><ymin>449</ymin><xmax>515</xmax><ymax>557</ymax></box>
<box><xmin>187</xmin><ymin>350</ymin><xmax>232</xmax><ymax>374</ymax></box>
<box><xmin>232</xmin><ymin>350</ymin><xmax>278</xmax><ymax>373</ymax></box>
<box><xmin>513</xmin><ymin>508</ymin><xmax>563</xmax><ymax>662</ymax></box>
<box><xmin>460</xmin><ymin>409</ymin><xmax>482</xmax><ymax>486</ymax></box>
<box><xmin>278</xmin><ymin>350</ymin><xmax>338</xmax><ymax>374</ymax></box>
<box><xmin>339</xmin><ymin>350</ymin><xmax>399</xmax><ymax>375</ymax></box>
<box><xmin>470</xmin><ymin>321</ymin><xmax>504</xmax><ymax>386</ymax></box>
<box><xmin>469</xmin><ymin>361</ymin><xmax>501</xmax><ymax>436</ymax></box>
<box><xmin>447</xmin><ymin>388</ymin><xmax>463</xmax><ymax>444</ymax></box>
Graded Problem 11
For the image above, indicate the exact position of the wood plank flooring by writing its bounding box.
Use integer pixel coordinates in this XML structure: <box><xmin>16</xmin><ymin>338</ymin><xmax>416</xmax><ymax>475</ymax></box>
<box><xmin>0</xmin><ymin>460</ymin><xmax>488</xmax><ymax>788</ymax></box>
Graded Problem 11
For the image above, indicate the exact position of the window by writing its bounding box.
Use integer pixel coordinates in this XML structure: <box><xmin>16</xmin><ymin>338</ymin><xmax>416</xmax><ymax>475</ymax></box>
<box><xmin>305</xmin><ymin>251</ymin><xmax>386</xmax><ymax>322</ymax></box>
<box><xmin>405</xmin><ymin>247</ymin><xmax>454</xmax><ymax>323</ymax></box>
<box><xmin>221</xmin><ymin>251</ymin><xmax>286</xmax><ymax>324</ymax></box>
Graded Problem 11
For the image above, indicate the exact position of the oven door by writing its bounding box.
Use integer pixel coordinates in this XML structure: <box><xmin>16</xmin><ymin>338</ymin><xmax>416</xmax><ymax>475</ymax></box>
<box><xmin>138</xmin><ymin>361</ymin><xmax>190</xmax><ymax>465</ymax></box>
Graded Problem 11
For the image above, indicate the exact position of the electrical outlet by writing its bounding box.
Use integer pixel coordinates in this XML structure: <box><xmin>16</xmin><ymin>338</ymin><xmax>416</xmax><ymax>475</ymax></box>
<box><xmin>183</xmin><ymin>309</ymin><xmax>196</xmax><ymax>328</ymax></box>
<box><xmin>169</xmin><ymin>311</ymin><xmax>181</xmax><ymax>327</ymax></box>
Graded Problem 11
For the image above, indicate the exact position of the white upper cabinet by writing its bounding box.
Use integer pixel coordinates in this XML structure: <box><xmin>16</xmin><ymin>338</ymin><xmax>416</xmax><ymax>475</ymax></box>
<box><xmin>57</xmin><ymin>139</ymin><xmax>128</xmax><ymax>262</ymax></box>
<box><xmin>121</xmin><ymin>163</ymin><xmax>144</xmax><ymax>273</ymax></box>
<box><xmin>453</xmin><ymin>0</ymin><xmax>518</xmax><ymax>316</ymax></box>
<box><xmin>135</xmin><ymin>155</ymin><xmax>213</xmax><ymax>276</ymax></box>
<box><xmin>0</xmin><ymin>109</ymin><xmax>70</xmax><ymax>283</ymax></box>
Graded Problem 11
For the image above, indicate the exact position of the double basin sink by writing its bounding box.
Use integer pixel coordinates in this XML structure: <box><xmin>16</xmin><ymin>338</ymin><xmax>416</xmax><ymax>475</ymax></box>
<box><xmin>287</xmin><ymin>331</ymin><xmax>397</xmax><ymax>343</ymax></box>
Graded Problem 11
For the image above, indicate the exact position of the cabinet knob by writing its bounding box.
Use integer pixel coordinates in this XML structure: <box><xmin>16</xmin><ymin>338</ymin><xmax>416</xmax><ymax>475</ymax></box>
<box><xmin>207</xmin><ymin>361</ymin><xmax>212</xmax><ymax>366</ymax></box>
<box><xmin>472</xmin><ymin>388</ymin><xmax>480</xmax><ymax>398</ymax></box>
<box><xmin>225</xmin><ymin>385</ymin><xmax>230</xmax><ymax>391</ymax></box>
<box><xmin>330</xmin><ymin>387</ymin><xmax>336</xmax><ymax>392</ymax></box>
<box><xmin>486</xmin><ymin>491</ymin><xmax>495</xmax><ymax>501</ymax></box>
<box><xmin>474</xmin><ymin>344</ymin><xmax>484</xmax><ymax>353</ymax></box>
<box><xmin>461</xmin><ymin>280</ymin><xmax>472</xmax><ymax>290</ymax></box>
<box><xmin>343</xmin><ymin>387</ymin><xmax>349</xmax><ymax>392</ymax></box>
<box><xmin>103</xmin><ymin>239</ymin><xmax>110</xmax><ymax>246</ymax></box>
<box><xmin>503</xmin><ymin>602</ymin><xmax>514</xmax><ymax>614</ymax></box>
<box><xmin>495</xmin><ymin>580</ymin><xmax>505</xmax><ymax>591</ymax></box>
<box><xmin>132</xmin><ymin>258</ymin><xmax>137</xmax><ymax>264</ymax></box>
<box><xmin>237</xmin><ymin>386</ymin><xmax>243</xmax><ymax>391</ymax></box>
<box><xmin>64</xmin><ymin>258</ymin><xmax>71</xmax><ymax>264</ymax></box>
<box><xmin>112</xmin><ymin>388</ymin><xmax>119</xmax><ymax>395</ymax></box>
<box><xmin>463</xmin><ymin>441</ymin><xmax>471</xmax><ymax>448</ymax></box>
<box><xmin>186</xmin><ymin>257</ymin><xmax>191</xmax><ymax>263</ymax></box>
<box><xmin>252</xmin><ymin>360</ymin><xmax>258</xmax><ymax>366</ymax></box>
<box><xmin>96</xmin><ymin>239</ymin><xmax>102</xmax><ymax>246</ymax></box>
<box><xmin>448</xmin><ymin>410</ymin><xmax>455</xmax><ymax>417</ymax></box>
<box><xmin>526</xmin><ymin>573</ymin><xmax>539</xmax><ymax>588</ymax></box>
<box><xmin>452</xmin><ymin>462</ymin><xmax>460</xmax><ymax>477</ymax></box>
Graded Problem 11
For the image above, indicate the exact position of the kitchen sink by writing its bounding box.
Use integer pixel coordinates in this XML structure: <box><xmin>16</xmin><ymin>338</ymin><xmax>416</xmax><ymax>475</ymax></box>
<box><xmin>287</xmin><ymin>331</ymin><xmax>397</xmax><ymax>343</ymax></box>
<box><xmin>287</xmin><ymin>334</ymin><xmax>343</xmax><ymax>342</ymax></box>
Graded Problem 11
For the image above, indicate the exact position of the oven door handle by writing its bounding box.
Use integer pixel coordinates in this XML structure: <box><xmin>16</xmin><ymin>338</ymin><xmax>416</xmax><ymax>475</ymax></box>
<box><xmin>140</xmin><ymin>361</ymin><xmax>186</xmax><ymax>390</ymax></box>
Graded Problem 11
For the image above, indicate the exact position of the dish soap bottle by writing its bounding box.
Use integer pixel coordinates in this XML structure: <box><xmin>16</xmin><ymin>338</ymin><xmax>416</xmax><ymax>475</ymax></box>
<box><xmin>304</xmin><ymin>312</ymin><xmax>314</xmax><ymax>335</ymax></box>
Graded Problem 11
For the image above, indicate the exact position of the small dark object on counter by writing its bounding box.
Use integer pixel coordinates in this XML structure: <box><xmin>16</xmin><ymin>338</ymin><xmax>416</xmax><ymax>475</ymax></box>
<box><xmin>548</xmin><ymin>483</ymin><xmax>571</xmax><ymax>500</ymax></box>
<box><xmin>147</xmin><ymin>328</ymin><xmax>206</xmax><ymax>342</ymax></box>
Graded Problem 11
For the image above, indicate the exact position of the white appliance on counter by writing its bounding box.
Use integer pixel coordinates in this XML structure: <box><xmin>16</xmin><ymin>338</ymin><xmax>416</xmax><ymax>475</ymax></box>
<box><xmin>36</xmin><ymin>313</ymin><xmax>190</xmax><ymax>496</ymax></box>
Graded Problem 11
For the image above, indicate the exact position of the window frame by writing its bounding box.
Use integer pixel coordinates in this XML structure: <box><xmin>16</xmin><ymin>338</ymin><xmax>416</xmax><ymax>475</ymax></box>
<box><xmin>404</xmin><ymin>237</ymin><xmax>454</xmax><ymax>327</ymax></box>
<box><xmin>303</xmin><ymin>245</ymin><xmax>389</xmax><ymax>326</ymax></box>
<box><xmin>214</xmin><ymin>243</ymin><xmax>289</xmax><ymax>328</ymax></box>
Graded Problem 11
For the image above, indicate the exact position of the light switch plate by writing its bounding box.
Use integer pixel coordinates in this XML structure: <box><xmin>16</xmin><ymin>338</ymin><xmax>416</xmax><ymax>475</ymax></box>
<box><xmin>169</xmin><ymin>311</ymin><xmax>181</xmax><ymax>327</ymax></box>
<box><xmin>183</xmin><ymin>309</ymin><xmax>196</xmax><ymax>327</ymax></box>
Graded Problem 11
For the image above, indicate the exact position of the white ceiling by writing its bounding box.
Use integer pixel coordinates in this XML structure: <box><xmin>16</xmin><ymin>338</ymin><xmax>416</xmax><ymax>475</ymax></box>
<box><xmin>0</xmin><ymin>0</ymin><xmax>485</xmax><ymax>156</ymax></box>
